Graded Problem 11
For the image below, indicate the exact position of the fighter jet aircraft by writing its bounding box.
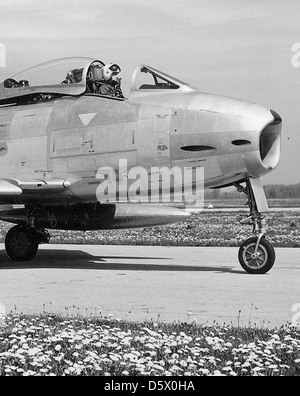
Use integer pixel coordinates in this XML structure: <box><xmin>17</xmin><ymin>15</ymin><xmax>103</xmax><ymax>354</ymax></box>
<box><xmin>0</xmin><ymin>57</ymin><xmax>282</xmax><ymax>274</ymax></box>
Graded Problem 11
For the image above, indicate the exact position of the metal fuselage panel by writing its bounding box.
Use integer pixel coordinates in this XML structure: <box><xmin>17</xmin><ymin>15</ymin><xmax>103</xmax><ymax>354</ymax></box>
<box><xmin>0</xmin><ymin>91</ymin><xmax>278</xmax><ymax>205</ymax></box>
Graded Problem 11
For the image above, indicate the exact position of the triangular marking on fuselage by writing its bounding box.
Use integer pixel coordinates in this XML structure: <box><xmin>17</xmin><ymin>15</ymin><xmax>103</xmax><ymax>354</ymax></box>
<box><xmin>78</xmin><ymin>113</ymin><xmax>97</xmax><ymax>127</ymax></box>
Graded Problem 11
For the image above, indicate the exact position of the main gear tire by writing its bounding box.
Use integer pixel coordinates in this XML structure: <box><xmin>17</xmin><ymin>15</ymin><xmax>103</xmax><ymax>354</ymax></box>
<box><xmin>5</xmin><ymin>226</ymin><xmax>39</xmax><ymax>262</ymax></box>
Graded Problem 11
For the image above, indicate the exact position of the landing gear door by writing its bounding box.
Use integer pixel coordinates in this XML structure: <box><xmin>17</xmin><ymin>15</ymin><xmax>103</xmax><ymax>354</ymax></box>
<box><xmin>249</xmin><ymin>177</ymin><xmax>269</xmax><ymax>213</ymax></box>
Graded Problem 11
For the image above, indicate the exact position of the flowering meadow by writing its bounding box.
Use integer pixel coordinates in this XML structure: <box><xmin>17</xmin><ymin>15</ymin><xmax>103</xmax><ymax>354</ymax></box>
<box><xmin>0</xmin><ymin>211</ymin><xmax>297</xmax><ymax>248</ymax></box>
<box><xmin>0</xmin><ymin>315</ymin><xmax>300</xmax><ymax>376</ymax></box>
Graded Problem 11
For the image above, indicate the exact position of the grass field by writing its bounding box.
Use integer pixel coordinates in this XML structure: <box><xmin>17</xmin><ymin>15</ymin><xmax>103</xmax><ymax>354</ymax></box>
<box><xmin>0</xmin><ymin>314</ymin><xmax>299</xmax><ymax>376</ymax></box>
<box><xmin>0</xmin><ymin>210</ymin><xmax>297</xmax><ymax>248</ymax></box>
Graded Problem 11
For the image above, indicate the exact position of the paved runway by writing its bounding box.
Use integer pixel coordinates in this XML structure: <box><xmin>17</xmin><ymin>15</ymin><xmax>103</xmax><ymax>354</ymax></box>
<box><xmin>0</xmin><ymin>244</ymin><xmax>299</xmax><ymax>328</ymax></box>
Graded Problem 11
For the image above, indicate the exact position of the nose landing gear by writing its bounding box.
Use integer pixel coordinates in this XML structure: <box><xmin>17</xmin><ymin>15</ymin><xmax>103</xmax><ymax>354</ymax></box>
<box><xmin>234</xmin><ymin>178</ymin><xmax>276</xmax><ymax>274</ymax></box>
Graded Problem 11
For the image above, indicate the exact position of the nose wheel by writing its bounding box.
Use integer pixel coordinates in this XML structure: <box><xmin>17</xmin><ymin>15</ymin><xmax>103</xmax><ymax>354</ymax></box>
<box><xmin>238</xmin><ymin>236</ymin><xmax>276</xmax><ymax>275</ymax></box>
<box><xmin>235</xmin><ymin>178</ymin><xmax>275</xmax><ymax>275</ymax></box>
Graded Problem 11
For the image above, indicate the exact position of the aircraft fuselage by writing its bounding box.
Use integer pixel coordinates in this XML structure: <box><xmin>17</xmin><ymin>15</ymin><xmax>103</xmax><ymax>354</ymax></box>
<box><xmin>0</xmin><ymin>90</ymin><xmax>281</xmax><ymax>205</ymax></box>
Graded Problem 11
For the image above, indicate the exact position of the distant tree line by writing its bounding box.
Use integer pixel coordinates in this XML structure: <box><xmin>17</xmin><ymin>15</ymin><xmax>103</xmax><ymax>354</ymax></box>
<box><xmin>205</xmin><ymin>183</ymin><xmax>300</xmax><ymax>200</ymax></box>
<box><xmin>264</xmin><ymin>183</ymin><xmax>300</xmax><ymax>199</ymax></box>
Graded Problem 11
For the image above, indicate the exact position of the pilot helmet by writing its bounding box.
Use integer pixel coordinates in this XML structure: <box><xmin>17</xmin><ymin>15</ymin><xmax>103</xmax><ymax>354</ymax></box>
<box><xmin>19</xmin><ymin>80</ymin><xmax>29</xmax><ymax>87</ymax></box>
<box><xmin>102</xmin><ymin>63</ymin><xmax>121</xmax><ymax>81</ymax></box>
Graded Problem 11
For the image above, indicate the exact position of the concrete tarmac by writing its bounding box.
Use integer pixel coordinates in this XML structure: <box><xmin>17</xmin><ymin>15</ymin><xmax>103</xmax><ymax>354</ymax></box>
<box><xmin>0</xmin><ymin>244</ymin><xmax>299</xmax><ymax>328</ymax></box>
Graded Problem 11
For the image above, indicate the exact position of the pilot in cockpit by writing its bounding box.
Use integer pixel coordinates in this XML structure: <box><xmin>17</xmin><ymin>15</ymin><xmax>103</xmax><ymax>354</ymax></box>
<box><xmin>87</xmin><ymin>63</ymin><xmax>124</xmax><ymax>99</ymax></box>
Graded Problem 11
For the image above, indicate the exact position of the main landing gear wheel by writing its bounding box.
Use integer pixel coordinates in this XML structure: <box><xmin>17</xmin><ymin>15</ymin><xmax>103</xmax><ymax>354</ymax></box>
<box><xmin>5</xmin><ymin>226</ymin><xmax>39</xmax><ymax>262</ymax></box>
<box><xmin>238</xmin><ymin>237</ymin><xmax>276</xmax><ymax>275</ymax></box>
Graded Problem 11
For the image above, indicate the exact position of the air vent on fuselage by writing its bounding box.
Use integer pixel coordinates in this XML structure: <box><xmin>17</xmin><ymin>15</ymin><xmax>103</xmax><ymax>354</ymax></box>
<box><xmin>181</xmin><ymin>145</ymin><xmax>216</xmax><ymax>152</ymax></box>
<box><xmin>231</xmin><ymin>140</ymin><xmax>252</xmax><ymax>146</ymax></box>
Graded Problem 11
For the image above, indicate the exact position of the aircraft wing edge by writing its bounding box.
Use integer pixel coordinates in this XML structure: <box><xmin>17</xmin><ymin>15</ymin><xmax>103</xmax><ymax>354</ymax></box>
<box><xmin>0</xmin><ymin>178</ymin><xmax>70</xmax><ymax>196</ymax></box>
<box><xmin>0</xmin><ymin>180</ymin><xmax>22</xmax><ymax>196</ymax></box>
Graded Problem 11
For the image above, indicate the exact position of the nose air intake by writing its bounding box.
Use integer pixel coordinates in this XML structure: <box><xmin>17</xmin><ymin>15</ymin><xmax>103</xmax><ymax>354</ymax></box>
<box><xmin>259</xmin><ymin>110</ymin><xmax>282</xmax><ymax>170</ymax></box>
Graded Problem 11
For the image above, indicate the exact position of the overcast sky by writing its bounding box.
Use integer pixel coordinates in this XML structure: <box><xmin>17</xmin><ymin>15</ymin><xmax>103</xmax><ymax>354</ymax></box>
<box><xmin>0</xmin><ymin>0</ymin><xmax>299</xmax><ymax>184</ymax></box>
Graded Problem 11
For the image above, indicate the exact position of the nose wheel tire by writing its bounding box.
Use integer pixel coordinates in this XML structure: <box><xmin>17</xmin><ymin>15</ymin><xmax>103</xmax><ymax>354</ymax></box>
<box><xmin>5</xmin><ymin>226</ymin><xmax>39</xmax><ymax>262</ymax></box>
<box><xmin>238</xmin><ymin>237</ymin><xmax>275</xmax><ymax>275</ymax></box>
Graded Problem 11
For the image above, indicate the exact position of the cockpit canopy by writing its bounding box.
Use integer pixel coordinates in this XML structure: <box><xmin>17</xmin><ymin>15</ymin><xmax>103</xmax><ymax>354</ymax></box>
<box><xmin>0</xmin><ymin>57</ymin><xmax>195</xmax><ymax>106</ymax></box>
<box><xmin>0</xmin><ymin>57</ymin><xmax>105</xmax><ymax>105</ymax></box>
